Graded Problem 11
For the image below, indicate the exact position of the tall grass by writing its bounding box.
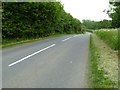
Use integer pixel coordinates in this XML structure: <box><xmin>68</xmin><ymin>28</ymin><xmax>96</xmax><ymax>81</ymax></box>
<box><xmin>89</xmin><ymin>35</ymin><xmax>116</xmax><ymax>88</ymax></box>
<box><xmin>95</xmin><ymin>29</ymin><xmax>118</xmax><ymax>50</ymax></box>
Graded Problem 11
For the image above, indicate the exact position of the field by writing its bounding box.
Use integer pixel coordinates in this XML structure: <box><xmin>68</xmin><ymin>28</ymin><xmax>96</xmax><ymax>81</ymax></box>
<box><xmin>95</xmin><ymin>29</ymin><xmax>118</xmax><ymax>50</ymax></box>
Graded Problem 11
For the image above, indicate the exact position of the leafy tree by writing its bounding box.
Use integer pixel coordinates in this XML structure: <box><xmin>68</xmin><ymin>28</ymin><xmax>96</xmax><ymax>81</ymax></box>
<box><xmin>108</xmin><ymin>2</ymin><xmax>120</xmax><ymax>28</ymax></box>
<box><xmin>82</xmin><ymin>19</ymin><xmax>112</xmax><ymax>30</ymax></box>
<box><xmin>2</xmin><ymin>2</ymin><xmax>82</xmax><ymax>39</ymax></box>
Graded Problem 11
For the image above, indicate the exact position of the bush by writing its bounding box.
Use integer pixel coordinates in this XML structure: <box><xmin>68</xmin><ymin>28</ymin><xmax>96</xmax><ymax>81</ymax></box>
<box><xmin>2</xmin><ymin>2</ymin><xmax>82</xmax><ymax>40</ymax></box>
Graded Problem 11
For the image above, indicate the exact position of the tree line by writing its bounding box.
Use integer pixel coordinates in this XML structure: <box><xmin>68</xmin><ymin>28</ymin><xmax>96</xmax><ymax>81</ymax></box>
<box><xmin>2</xmin><ymin>2</ymin><xmax>83</xmax><ymax>39</ymax></box>
<box><xmin>82</xmin><ymin>19</ymin><xmax>112</xmax><ymax>30</ymax></box>
<box><xmin>82</xmin><ymin>1</ymin><xmax>120</xmax><ymax>30</ymax></box>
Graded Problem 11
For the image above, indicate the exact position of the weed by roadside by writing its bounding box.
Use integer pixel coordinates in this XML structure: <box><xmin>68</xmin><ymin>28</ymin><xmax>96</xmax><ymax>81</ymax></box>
<box><xmin>89</xmin><ymin>35</ymin><xmax>117</xmax><ymax>88</ymax></box>
<box><xmin>95</xmin><ymin>29</ymin><xmax>118</xmax><ymax>50</ymax></box>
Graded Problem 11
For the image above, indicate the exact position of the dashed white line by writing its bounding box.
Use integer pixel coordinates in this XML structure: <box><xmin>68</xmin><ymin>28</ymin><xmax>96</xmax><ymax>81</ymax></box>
<box><xmin>73</xmin><ymin>35</ymin><xmax>77</xmax><ymax>37</ymax></box>
<box><xmin>62</xmin><ymin>37</ymin><xmax>71</xmax><ymax>42</ymax></box>
<box><xmin>73</xmin><ymin>35</ymin><xmax>81</xmax><ymax>37</ymax></box>
<box><xmin>8</xmin><ymin>44</ymin><xmax>56</xmax><ymax>67</ymax></box>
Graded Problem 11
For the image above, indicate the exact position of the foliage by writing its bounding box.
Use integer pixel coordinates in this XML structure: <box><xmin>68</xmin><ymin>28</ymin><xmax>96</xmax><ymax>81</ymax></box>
<box><xmin>2</xmin><ymin>2</ymin><xmax>82</xmax><ymax>40</ymax></box>
<box><xmin>90</xmin><ymin>35</ymin><xmax>116</xmax><ymax>88</ymax></box>
<box><xmin>82</xmin><ymin>20</ymin><xmax>98</xmax><ymax>30</ymax></box>
<box><xmin>108</xmin><ymin>2</ymin><xmax>120</xmax><ymax>28</ymax></box>
<box><xmin>95</xmin><ymin>29</ymin><xmax>118</xmax><ymax>50</ymax></box>
<box><xmin>82</xmin><ymin>19</ymin><xmax>112</xmax><ymax>30</ymax></box>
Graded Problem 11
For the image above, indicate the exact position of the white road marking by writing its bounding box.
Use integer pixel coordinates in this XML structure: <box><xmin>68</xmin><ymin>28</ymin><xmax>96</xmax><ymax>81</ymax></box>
<box><xmin>8</xmin><ymin>44</ymin><xmax>56</xmax><ymax>67</ymax></box>
<box><xmin>73</xmin><ymin>35</ymin><xmax>77</xmax><ymax>37</ymax></box>
<box><xmin>62</xmin><ymin>37</ymin><xmax>71</xmax><ymax>42</ymax></box>
<box><xmin>73</xmin><ymin>35</ymin><xmax>81</xmax><ymax>37</ymax></box>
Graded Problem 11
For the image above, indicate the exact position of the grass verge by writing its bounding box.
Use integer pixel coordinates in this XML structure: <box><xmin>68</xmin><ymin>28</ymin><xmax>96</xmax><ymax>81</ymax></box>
<box><xmin>89</xmin><ymin>35</ymin><xmax>116</xmax><ymax>88</ymax></box>
<box><xmin>95</xmin><ymin>29</ymin><xmax>118</xmax><ymax>50</ymax></box>
<box><xmin>2</xmin><ymin>34</ymin><xmax>67</xmax><ymax>48</ymax></box>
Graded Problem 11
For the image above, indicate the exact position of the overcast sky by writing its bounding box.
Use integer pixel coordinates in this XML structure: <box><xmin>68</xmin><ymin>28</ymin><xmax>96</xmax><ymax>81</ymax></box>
<box><xmin>60</xmin><ymin>0</ymin><xmax>111</xmax><ymax>21</ymax></box>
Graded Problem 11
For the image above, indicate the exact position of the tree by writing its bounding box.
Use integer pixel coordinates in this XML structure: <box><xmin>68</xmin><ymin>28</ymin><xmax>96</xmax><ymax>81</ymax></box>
<box><xmin>2</xmin><ymin>2</ymin><xmax>82</xmax><ymax>39</ymax></box>
<box><xmin>108</xmin><ymin>2</ymin><xmax>120</xmax><ymax>28</ymax></box>
<box><xmin>82</xmin><ymin>19</ymin><xmax>112</xmax><ymax>30</ymax></box>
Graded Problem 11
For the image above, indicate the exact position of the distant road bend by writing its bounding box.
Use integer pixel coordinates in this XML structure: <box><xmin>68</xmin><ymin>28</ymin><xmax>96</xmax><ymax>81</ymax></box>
<box><xmin>2</xmin><ymin>33</ymin><xmax>90</xmax><ymax>88</ymax></box>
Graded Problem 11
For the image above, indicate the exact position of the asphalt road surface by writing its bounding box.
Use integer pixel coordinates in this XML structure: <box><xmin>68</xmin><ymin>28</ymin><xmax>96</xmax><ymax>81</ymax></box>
<box><xmin>2</xmin><ymin>33</ymin><xmax>90</xmax><ymax>88</ymax></box>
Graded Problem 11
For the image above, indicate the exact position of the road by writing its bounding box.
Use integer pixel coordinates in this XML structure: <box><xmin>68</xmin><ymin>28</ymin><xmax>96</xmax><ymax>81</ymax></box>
<box><xmin>2</xmin><ymin>33</ymin><xmax>90</xmax><ymax>88</ymax></box>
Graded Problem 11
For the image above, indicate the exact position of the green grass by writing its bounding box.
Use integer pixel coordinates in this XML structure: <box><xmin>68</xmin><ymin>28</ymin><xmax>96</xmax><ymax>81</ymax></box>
<box><xmin>89</xmin><ymin>35</ymin><xmax>116</xmax><ymax>88</ymax></box>
<box><xmin>95</xmin><ymin>29</ymin><xmax>118</xmax><ymax>50</ymax></box>
<box><xmin>2</xmin><ymin>34</ymin><xmax>67</xmax><ymax>48</ymax></box>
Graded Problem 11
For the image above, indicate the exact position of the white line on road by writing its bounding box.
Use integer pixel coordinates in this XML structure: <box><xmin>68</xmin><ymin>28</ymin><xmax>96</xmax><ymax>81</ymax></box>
<box><xmin>62</xmin><ymin>37</ymin><xmax>71</xmax><ymax>42</ymax></box>
<box><xmin>73</xmin><ymin>35</ymin><xmax>77</xmax><ymax>37</ymax></box>
<box><xmin>73</xmin><ymin>35</ymin><xmax>81</xmax><ymax>37</ymax></box>
<box><xmin>8</xmin><ymin>44</ymin><xmax>56</xmax><ymax>67</ymax></box>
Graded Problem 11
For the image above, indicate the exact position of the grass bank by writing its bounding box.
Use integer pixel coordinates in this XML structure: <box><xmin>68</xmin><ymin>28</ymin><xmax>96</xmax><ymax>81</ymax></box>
<box><xmin>89</xmin><ymin>35</ymin><xmax>117</xmax><ymax>88</ymax></box>
<box><xmin>95</xmin><ymin>29</ymin><xmax>118</xmax><ymax>50</ymax></box>
<box><xmin>2</xmin><ymin>34</ymin><xmax>68</xmax><ymax>48</ymax></box>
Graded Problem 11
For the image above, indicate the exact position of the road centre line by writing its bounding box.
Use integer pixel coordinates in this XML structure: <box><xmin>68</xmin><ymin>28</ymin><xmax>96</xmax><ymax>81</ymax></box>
<box><xmin>8</xmin><ymin>44</ymin><xmax>56</xmax><ymax>67</ymax></box>
<box><xmin>73</xmin><ymin>35</ymin><xmax>77</xmax><ymax>37</ymax></box>
<box><xmin>73</xmin><ymin>35</ymin><xmax>81</xmax><ymax>37</ymax></box>
<box><xmin>62</xmin><ymin>37</ymin><xmax>71</xmax><ymax>42</ymax></box>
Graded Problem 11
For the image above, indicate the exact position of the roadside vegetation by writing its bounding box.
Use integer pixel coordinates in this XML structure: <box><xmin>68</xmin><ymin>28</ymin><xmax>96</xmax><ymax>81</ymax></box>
<box><xmin>1</xmin><ymin>0</ymin><xmax>120</xmax><ymax>88</ymax></box>
<box><xmin>2</xmin><ymin>34</ymin><xmax>67</xmax><ymax>48</ymax></box>
<box><xmin>90</xmin><ymin>36</ymin><xmax>115</xmax><ymax>88</ymax></box>
<box><xmin>2</xmin><ymin>2</ymin><xmax>84</xmax><ymax>48</ymax></box>
<box><xmin>95</xmin><ymin>29</ymin><xmax>118</xmax><ymax>50</ymax></box>
<box><xmin>89</xmin><ymin>34</ymin><xmax>118</xmax><ymax>88</ymax></box>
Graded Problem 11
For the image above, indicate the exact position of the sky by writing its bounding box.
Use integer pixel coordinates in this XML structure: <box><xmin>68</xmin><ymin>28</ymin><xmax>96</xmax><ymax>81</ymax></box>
<box><xmin>60</xmin><ymin>0</ymin><xmax>111</xmax><ymax>21</ymax></box>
